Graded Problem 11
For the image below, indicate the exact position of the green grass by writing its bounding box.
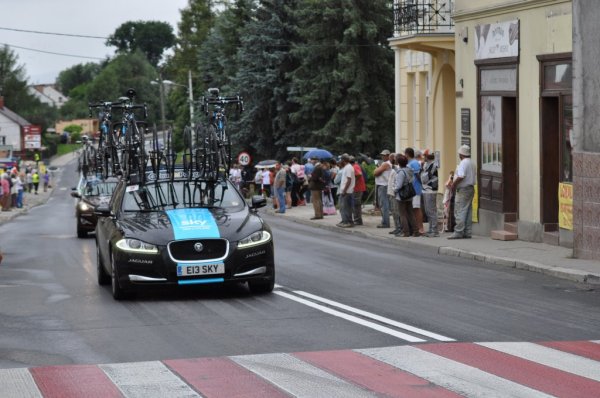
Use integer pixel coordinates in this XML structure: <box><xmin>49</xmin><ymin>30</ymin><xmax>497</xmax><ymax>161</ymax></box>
<box><xmin>56</xmin><ymin>144</ymin><xmax>81</xmax><ymax>156</ymax></box>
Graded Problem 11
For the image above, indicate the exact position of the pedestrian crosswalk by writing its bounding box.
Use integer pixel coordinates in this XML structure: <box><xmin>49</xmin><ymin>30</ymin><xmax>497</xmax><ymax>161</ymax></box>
<box><xmin>1</xmin><ymin>340</ymin><xmax>599</xmax><ymax>397</ymax></box>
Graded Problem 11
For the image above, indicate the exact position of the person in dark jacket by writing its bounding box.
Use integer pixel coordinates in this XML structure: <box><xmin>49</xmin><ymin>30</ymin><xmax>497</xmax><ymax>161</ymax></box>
<box><xmin>308</xmin><ymin>157</ymin><xmax>325</xmax><ymax>220</ymax></box>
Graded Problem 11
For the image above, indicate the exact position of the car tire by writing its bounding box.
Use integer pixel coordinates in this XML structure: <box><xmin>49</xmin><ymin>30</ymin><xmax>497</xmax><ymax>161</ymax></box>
<box><xmin>248</xmin><ymin>272</ymin><xmax>275</xmax><ymax>295</ymax></box>
<box><xmin>111</xmin><ymin>251</ymin><xmax>129</xmax><ymax>300</ymax></box>
<box><xmin>97</xmin><ymin>244</ymin><xmax>110</xmax><ymax>286</ymax></box>
<box><xmin>77</xmin><ymin>223</ymin><xmax>87</xmax><ymax>238</ymax></box>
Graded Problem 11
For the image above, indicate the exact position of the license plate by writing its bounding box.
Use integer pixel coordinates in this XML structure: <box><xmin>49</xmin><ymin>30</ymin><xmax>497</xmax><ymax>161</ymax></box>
<box><xmin>177</xmin><ymin>263</ymin><xmax>224</xmax><ymax>277</ymax></box>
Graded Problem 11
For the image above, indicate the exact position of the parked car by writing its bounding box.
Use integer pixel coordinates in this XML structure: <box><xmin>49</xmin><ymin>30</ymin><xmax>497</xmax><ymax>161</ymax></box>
<box><xmin>71</xmin><ymin>176</ymin><xmax>118</xmax><ymax>238</ymax></box>
<box><xmin>94</xmin><ymin>171</ymin><xmax>274</xmax><ymax>300</ymax></box>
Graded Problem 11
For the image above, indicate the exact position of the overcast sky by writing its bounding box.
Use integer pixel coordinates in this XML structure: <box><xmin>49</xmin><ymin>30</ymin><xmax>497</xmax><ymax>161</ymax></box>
<box><xmin>0</xmin><ymin>0</ymin><xmax>190</xmax><ymax>85</ymax></box>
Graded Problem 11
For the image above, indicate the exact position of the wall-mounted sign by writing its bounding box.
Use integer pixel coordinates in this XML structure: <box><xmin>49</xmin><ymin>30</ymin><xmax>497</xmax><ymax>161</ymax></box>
<box><xmin>461</xmin><ymin>108</ymin><xmax>471</xmax><ymax>135</ymax></box>
<box><xmin>481</xmin><ymin>68</ymin><xmax>517</xmax><ymax>92</ymax></box>
<box><xmin>475</xmin><ymin>20</ymin><xmax>519</xmax><ymax>60</ymax></box>
<box><xmin>23</xmin><ymin>125</ymin><xmax>42</xmax><ymax>149</ymax></box>
<box><xmin>558</xmin><ymin>182</ymin><xmax>573</xmax><ymax>230</ymax></box>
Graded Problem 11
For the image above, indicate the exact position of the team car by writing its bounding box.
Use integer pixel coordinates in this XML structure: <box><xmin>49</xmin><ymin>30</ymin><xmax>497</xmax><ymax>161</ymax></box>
<box><xmin>94</xmin><ymin>170</ymin><xmax>275</xmax><ymax>299</ymax></box>
<box><xmin>71</xmin><ymin>176</ymin><xmax>118</xmax><ymax>238</ymax></box>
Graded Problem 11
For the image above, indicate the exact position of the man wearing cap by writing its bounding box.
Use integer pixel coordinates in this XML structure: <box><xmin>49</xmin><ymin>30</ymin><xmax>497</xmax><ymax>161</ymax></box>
<box><xmin>447</xmin><ymin>145</ymin><xmax>476</xmax><ymax>239</ymax></box>
<box><xmin>373</xmin><ymin>149</ymin><xmax>392</xmax><ymax>228</ymax></box>
<box><xmin>350</xmin><ymin>156</ymin><xmax>366</xmax><ymax>225</ymax></box>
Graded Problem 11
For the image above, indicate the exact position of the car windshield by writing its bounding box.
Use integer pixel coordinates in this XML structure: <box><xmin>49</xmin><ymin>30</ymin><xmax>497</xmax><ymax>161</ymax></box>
<box><xmin>84</xmin><ymin>180</ymin><xmax>117</xmax><ymax>197</ymax></box>
<box><xmin>122</xmin><ymin>180</ymin><xmax>245</xmax><ymax>212</ymax></box>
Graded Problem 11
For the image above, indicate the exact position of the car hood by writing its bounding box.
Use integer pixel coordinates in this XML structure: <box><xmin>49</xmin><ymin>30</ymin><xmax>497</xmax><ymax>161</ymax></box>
<box><xmin>118</xmin><ymin>207</ymin><xmax>265</xmax><ymax>244</ymax></box>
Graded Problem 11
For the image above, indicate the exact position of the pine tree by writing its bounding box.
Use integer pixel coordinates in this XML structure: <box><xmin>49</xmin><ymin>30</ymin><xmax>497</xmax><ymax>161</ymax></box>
<box><xmin>232</xmin><ymin>0</ymin><xmax>300</xmax><ymax>159</ymax></box>
<box><xmin>289</xmin><ymin>0</ymin><xmax>395</xmax><ymax>155</ymax></box>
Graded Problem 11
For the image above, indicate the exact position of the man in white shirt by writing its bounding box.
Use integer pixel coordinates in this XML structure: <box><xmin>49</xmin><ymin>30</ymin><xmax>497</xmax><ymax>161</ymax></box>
<box><xmin>337</xmin><ymin>154</ymin><xmax>355</xmax><ymax>228</ymax></box>
<box><xmin>447</xmin><ymin>145</ymin><xmax>477</xmax><ymax>239</ymax></box>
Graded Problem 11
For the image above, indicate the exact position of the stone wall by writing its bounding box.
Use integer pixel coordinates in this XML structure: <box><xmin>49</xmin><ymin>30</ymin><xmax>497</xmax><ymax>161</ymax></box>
<box><xmin>573</xmin><ymin>152</ymin><xmax>600</xmax><ymax>260</ymax></box>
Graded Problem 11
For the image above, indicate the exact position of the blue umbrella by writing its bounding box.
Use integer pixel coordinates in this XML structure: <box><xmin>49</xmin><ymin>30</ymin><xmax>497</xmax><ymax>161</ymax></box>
<box><xmin>303</xmin><ymin>148</ymin><xmax>334</xmax><ymax>160</ymax></box>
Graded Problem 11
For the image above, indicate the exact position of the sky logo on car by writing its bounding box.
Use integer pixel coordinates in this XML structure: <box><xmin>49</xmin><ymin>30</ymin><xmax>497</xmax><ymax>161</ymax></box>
<box><xmin>166</xmin><ymin>209</ymin><xmax>220</xmax><ymax>240</ymax></box>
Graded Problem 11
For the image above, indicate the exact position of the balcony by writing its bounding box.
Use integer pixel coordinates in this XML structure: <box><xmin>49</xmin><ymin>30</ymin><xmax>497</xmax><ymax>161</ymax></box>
<box><xmin>393</xmin><ymin>0</ymin><xmax>454</xmax><ymax>37</ymax></box>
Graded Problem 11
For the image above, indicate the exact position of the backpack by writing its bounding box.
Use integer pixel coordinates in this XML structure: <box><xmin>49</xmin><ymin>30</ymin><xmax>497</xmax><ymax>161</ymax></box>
<box><xmin>426</xmin><ymin>162</ymin><xmax>439</xmax><ymax>191</ymax></box>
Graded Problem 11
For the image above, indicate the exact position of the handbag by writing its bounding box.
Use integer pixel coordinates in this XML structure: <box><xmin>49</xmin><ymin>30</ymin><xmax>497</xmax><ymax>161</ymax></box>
<box><xmin>398</xmin><ymin>170</ymin><xmax>416</xmax><ymax>200</ymax></box>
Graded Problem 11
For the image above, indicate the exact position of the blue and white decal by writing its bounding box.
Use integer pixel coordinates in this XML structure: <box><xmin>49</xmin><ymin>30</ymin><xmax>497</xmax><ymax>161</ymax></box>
<box><xmin>166</xmin><ymin>208</ymin><xmax>220</xmax><ymax>240</ymax></box>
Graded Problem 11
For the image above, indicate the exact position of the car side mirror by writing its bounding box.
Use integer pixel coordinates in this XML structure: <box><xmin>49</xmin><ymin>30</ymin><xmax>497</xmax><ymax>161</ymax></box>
<box><xmin>70</xmin><ymin>191</ymin><xmax>81</xmax><ymax>198</ymax></box>
<box><xmin>94</xmin><ymin>204</ymin><xmax>113</xmax><ymax>217</ymax></box>
<box><xmin>250</xmin><ymin>195</ymin><xmax>266</xmax><ymax>210</ymax></box>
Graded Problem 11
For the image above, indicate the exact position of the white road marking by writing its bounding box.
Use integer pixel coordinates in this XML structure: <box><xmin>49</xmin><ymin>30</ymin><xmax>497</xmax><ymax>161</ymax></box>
<box><xmin>274</xmin><ymin>290</ymin><xmax>425</xmax><ymax>342</ymax></box>
<box><xmin>359</xmin><ymin>345</ymin><xmax>554</xmax><ymax>398</ymax></box>
<box><xmin>293</xmin><ymin>290</ymin><xmax>455</xmax><ymax>341</ymax></box>
<box><xmin>100</xmin><ymin>361</ymin><xmax>201</xmax><ymax>398</ymax></box>
<box><xmin>232</xmin><ymin>352</ymin><xmax>375</xmax><ymax>398</ymax></box>
<box><xmin>479</xmin><ymin>342</ymin><xmax>600</xmax><ymax>382</ymax></box>
<box><xmin>0</xmin><ymin>368</ymin><xmax>42</xmax><ymax>398</ymax></box>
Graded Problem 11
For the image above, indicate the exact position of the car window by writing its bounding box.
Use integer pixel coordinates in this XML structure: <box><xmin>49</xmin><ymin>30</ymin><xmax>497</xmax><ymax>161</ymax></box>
<box><xmin>84</xmin><ymin>180</ymin><xmax>118</xmax><ymax>197</ymax></box>
<box><xmin>122</xmin><ymin>180</ymin><xmax>245</xmax><ymax>212</ymax></box>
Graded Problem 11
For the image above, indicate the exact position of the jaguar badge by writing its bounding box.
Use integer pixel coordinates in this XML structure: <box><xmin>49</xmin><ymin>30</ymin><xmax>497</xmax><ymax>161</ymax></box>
<box><xmin>193</xmin><ymin>242</ymin><xmax>204</xmax><ymax>252</ymax></box>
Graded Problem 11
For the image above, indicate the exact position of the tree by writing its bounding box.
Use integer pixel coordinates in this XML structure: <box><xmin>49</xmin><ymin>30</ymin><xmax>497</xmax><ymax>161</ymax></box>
<box><xmin>289</xmin><ymin>0</ymin><xmax>395</xmax><ymax>155</ymax></box>
<box><xmin>232</xmin><ymin>0</ymin><xmax>301</xmax><ymax>159</ymax></box>
<box><xmin>56</xmin><ymin>62</ymin><xmax>103</xmax><ymax>96</ymax></box>
<box><xmin>0</xmin><ymin>45</ymin><xmax>57</xmax><ymax>133</ymax></box>
<box><xmin>198</xmin><ymin>0</ymin><xmax>254</xmax><ymax>92</ymax></box>
<box><xmin>106</xmin><ymin>21</ymin><xmax>176</xmax><ymax>66</ymax></box>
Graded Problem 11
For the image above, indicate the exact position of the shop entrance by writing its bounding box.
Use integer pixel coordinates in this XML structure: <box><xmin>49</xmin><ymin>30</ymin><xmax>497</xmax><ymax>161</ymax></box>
<box><xmin>479</xmin><ymin>96</ymin><xmax>518</xmax><ymax>213</ymax></box>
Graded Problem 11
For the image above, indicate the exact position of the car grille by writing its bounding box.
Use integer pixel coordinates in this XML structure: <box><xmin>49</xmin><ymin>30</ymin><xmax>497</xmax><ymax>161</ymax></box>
<box><xmin>168</xmin><ymin>239</ymin><xmax>228</xmax><ymax>262</ymax></box>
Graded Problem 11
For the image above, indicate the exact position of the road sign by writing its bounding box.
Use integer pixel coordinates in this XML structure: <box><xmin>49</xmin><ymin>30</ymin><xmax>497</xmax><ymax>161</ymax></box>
<box><xmin>237</xmin><ymin>152</ymin><xmax>251</xmax><ymax>166</ymax></box>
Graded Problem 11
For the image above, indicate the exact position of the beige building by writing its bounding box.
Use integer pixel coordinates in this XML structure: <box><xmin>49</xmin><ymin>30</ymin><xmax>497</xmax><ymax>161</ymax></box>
<box><xmin>390</xmin><ymin>0</ymin><xmax>573</xmax><ymax>246</ymax></box>
<box><xmin>55</xmin><ymin>119</ymin><xmax>98</xmax><ymax>138</ymax></box>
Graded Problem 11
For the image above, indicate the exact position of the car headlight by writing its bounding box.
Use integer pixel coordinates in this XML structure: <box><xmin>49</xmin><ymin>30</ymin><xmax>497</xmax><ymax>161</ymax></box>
<box><xmin>79</xmin><ymin>202</ymin><xmax>91</xmax><ymax>211</ymax></box>
<box><xmin>116</xmin><ymin>238</ymin><xmax>158</xmax><ymax>254</ymax></box>
<box><xmin>237</xmin><ymin>231</ymin><xmax>271</xmax><ymax>249</ymax></box>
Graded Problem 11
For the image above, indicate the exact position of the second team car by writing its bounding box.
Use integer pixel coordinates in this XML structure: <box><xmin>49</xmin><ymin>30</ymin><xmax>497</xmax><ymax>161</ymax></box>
<box><xmin>71</xmin><ymin>176</ymin><xmax>118</xmax><ymax>238</ymax></box>
<box><xmin>94</xmin><ymin>170</ymin><xmax>275</xmax><ymax>299</ymax></box>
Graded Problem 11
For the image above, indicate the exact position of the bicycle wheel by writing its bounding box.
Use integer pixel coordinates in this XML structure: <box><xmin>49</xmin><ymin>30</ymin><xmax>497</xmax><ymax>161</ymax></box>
<box><xmin>205</xmin><ymin>124</ymin><xmax>220</xmax><ymax>181</ymax></box>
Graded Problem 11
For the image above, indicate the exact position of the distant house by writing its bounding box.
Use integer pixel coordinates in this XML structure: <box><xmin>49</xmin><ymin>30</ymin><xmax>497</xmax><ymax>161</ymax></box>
<box><xmin>55</xmin><ymin>119</ymin><xmax>99</xmax><ymax>138</ymax></box>
<box><xmin>0</xmin><ymin>96</ymin><xmax>31</xmax><ymax>152</ymax></box>
<box><xmin>28</xmin><ymin>84</ymin><xmax>68</xmax><ymax>108</ymax></box>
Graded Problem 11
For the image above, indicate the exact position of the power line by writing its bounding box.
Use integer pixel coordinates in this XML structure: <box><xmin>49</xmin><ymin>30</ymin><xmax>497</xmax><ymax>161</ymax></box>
<box><xmin>0</xmin><ymin>26</ymin><xmax>107</xmax><ymax>39</ymax></box>
<box><xmin>0</xmin><ymin>42</ymin><xmax>107</xmax><ymax>60</ymax></box>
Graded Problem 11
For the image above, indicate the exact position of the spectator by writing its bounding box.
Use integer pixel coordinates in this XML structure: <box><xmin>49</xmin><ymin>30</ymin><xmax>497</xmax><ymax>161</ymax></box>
<box><xmin>350</xmin><ymin>156</ymin><xmax>365</xmax><ymax>225</ymax></box>
<box><xmin>32</xmin><ymin>169</ymin><xmax>40</xmax><ymax>195</ymax></box>
<box><xmin>303</xmin><ymin>158</ymin><xmax>315</xmax><ymax>204</ymax></box>
<box><xmin>421</xmin><ymin>151</ymin><xmax>439</xmax><ymax>237</ymax></box>
<box><xmin>336</xmin><ymin>154</ymin><xmax>355</xmax><ymax>228</ymax></box>
<box><xmin>308</xmin><ymin>157</ymin><xmax>326</xmax><ymax>220</ymax></box>
<box><xmin>373</xmin><ymin>149</ymin><xmax>392</xmax><ymax>228</ymax></box>
<box><xmin>43</xmin><ymin>171</ymin><xmax>50</xmax><ymax>192</ymax></box>
<box><xmin>394</xmin><ymin>154</ymin><xmax>419</xmax><ymax>237</ymax></box>
<box><xmin>405</xmin><ymin>147</ymin><xmax>424</xmax><ymax>235</ymax></box>
<box><xmin>328</xmin><ymin>159</ymin><xmax>339</xmax><ymax>205</ymax></box>
<box><xmin>448</xmin><ymin>145</ymin><xmax>476</xmax><ymax>239</ymax></box>
<box><xmin>261</xmin><ymin>168</ymin><xmax>271</xmax><ymax>199</ymax></box>
<box><xmin>290</xmin><ymin>158</ymin><xmax>305</xmax><ymax>206</ymax></box>
<box><xmin>387</xmin><ymin>153</ymin><xmax>402</xmax><ymax>235</ymax></box>
<box><xmin>273</xmin><ymin>162</ymin><xmax>287</xmax><ymax>214</ymax></box>
<box><xmin>1</xmin><ymin>173</ymin><xmax>10</xmax><ymax>211</ymax></box>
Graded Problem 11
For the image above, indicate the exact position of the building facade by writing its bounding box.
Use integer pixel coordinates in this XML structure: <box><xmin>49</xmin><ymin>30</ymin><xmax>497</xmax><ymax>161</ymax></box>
<box><xmin>389</xmin><ymin>1</ymin><xmax>456</xmax><ymax>183</ymax></box>
<box><xmin>390</xmin><ymin>0</ymin><xmax>574</xmax><ymax>246</ymax></box>
<box><xmin>28</xmin><ymin>84</ymin><xmax>68</xmax><ymax>109</ymax></box>
<box><xmin>454</xmin><ymin>0</ymin><xmax>572</xmax><ymax>245</ymax></box>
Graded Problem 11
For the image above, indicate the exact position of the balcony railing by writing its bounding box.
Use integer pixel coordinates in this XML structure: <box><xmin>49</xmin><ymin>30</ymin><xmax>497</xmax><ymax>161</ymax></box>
<box><xmin>393</xmin><ymin>0</ymin><xmax>454</xmax><ymax>36</ymax></box>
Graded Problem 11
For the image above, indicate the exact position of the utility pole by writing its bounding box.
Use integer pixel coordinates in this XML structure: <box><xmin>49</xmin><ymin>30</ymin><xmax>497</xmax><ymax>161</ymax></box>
<box><xmin>188</xmin><ymin>70</ymin><xmax>195</xmax><ymax>129</ymax></box>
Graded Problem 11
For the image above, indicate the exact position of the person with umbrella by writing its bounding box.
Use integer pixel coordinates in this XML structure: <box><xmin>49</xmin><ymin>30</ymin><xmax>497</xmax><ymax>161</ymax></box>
<box><xmin>308</xmin><ymin>156</ymin><xmax>325</xmax><ymax>219</ymax></box>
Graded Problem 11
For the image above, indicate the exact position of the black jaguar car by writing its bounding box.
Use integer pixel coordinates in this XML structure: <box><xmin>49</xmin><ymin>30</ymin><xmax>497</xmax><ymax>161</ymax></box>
<box><xmin>71</xmin><ymin>176</ymin><xmax>118</xmax><ymax>238</ymax></box>
<box><xmin>94</xmin><ymin>173</ymin><xmax>274</xmax><ymax>299</ymax></box>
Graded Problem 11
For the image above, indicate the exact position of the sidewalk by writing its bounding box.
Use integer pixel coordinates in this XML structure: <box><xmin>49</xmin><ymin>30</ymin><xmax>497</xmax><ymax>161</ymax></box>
<box><xmin>265</xmin><ymin>201</ymin><xmax>600</xmax><ymax>285</ymax></box>
<box><xmin>0</xmin><ymin>153</ymin><xmax>75</xmax><ymax>226</ymax></box>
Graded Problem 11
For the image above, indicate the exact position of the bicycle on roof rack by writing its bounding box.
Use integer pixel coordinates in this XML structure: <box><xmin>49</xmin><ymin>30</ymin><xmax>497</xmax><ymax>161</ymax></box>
<box><xmin>189</xmin><ymin>87</ymin><xmax>243</xmax><ymax>182</ymax></box>
<box><xmin>89</xmin><ymin>100</ymin><xmax>122</xmax><ymax>179</ymax></box>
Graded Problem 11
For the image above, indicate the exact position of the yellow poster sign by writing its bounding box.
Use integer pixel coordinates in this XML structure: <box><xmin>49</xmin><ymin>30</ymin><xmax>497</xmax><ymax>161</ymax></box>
<box><xmin>558</xmin><ymin>182</ymin><xmax>573</xmax><ymax>230</ymax></box>
<box><xmin>472</xmin><ymin>184</ymin><xmax>478</xmax><ymax>223</ymax></box>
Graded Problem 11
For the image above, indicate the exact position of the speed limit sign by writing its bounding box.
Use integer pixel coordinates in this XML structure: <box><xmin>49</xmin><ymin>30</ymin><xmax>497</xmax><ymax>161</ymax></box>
<box><xmin>237</xmin><ymin>151</ymin><xmax>251</xmax><ymax>166</ymax></box>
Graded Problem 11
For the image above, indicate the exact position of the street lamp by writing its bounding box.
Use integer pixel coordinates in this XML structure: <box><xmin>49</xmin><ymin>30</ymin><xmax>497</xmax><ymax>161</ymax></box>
<box><xmin>150</xmin><ymin>78</ymin><xmax>167</xmax><ymax>134</ymax></box>
<box><xmin>151</xmin><ymin>71</ymin><xmax>195</xmax><ymax>130</ymax></box>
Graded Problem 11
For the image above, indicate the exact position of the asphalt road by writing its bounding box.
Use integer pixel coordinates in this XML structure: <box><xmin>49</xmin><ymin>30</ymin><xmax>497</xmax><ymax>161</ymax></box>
<box><xmin>0</xmin><ymin>159</ymin><xmax>599</xmax><ymax>370</ymax></box>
